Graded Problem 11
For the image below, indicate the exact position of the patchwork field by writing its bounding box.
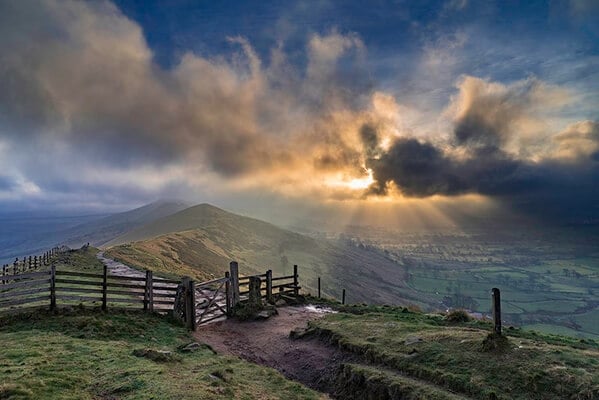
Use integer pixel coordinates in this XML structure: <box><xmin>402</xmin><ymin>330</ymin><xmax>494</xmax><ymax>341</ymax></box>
<box><xmin>335</xmin><ymin>226</ymin><xmax>599</xmax><ymax>339</ymax></box>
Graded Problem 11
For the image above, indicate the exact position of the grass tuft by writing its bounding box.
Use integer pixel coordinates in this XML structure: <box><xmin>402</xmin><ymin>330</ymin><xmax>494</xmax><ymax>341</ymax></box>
<box><xmin>481</xmin><ymin>333</ymin><xmax>511</xmax><ymax>353</ymax></box>
<box><xmin>445</xmin><ymin>309</ymin><xmax>471</xmax><ymax>323</ymax></box>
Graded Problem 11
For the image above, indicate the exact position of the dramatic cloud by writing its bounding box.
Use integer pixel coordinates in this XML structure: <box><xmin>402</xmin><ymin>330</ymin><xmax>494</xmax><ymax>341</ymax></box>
<box><xmin>0</xmin><ymin>1</ymin><xmax>374</xmax><ymax>199</ymax></box>
<box><xmin>363</xmin><ymin>77</ymin><xmax>598</xmax><ymax>221</ymax></box>
<box><xmin>0</xmin><ymin>0</ymin><xmax>596</xmax><ymax>224</ymax></box>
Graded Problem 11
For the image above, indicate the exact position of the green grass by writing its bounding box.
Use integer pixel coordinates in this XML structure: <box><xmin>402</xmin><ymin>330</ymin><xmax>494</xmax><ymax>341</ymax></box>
<box><xmin>306</xmin><ymin>305</ymin><xmax>599</xmax><ymax>400</ymax></box>
<box><xmin>0</xmin><ymin>309</ymin><xmax>325</xmax><ymax>400</ymax></box>
<box><xmin>53</xmin><ymin>246</ymin><xmax>105</xmax><ymax>272</ymax></box>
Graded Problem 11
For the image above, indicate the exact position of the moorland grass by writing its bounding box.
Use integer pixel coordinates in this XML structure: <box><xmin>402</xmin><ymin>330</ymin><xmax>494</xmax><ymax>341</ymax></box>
<box><xmin>0</xmin><ymin>309</ymin><xmax>325</xmax><ymax>400</ymax></box>
<box><xmin>307</xmin><ymin>304</ymin><xmax>599</xmax><ymax>400</ymax></box>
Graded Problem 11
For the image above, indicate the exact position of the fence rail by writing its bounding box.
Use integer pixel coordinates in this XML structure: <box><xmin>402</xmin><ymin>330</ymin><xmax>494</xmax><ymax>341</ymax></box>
<box><xmin>2</xmin><ymin>246</ymin><xmax>66</xmax><ymax>281</ymax></box>
<box><xmin>1</xmin><ymin>255</ymin><xmax>304</xmax><ymax>332</ymax></box>
<box><xmin>0</xmin><ymin>264</ymin><xmax>178</xmax><ymax>314</ymax></box>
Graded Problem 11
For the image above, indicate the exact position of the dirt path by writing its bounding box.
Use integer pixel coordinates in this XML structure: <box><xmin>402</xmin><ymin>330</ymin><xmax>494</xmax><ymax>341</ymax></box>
<box><xmin>194</xmin><ymin>305</ymin><xmax>351</xmax><ymax>394</ymax></box>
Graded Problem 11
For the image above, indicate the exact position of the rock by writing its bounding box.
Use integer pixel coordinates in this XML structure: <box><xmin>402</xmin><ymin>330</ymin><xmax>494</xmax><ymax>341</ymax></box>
<box><xmin>256</xmin><ymin>310</ymin><xmax>275</xmax><ymax>319</ymax></box>
<box><xmin>181</xmin><ymin>342</ymin><xmax>201</xmax><ymax>352</ymax></box>
<box><xmin>178</xmin><ymin>341</ymin><xmax>216</xmax><ymax>354</ymax></box>
<box><xmin>289</xmin><ymin>328</ymin><xmax>309</xmax><ymax>339</ymax></box>
<box><xmin>275</xmin><ymin>299</ymin><xmax>287</xmax><ymax>307</ymax></box>
<box><xmin>404</xmin><ymin>336</ymin><xmax>423</xmax><ymax>346</ymax></box>
<box><xmin>132</xmin><ymin>348</ymin><xmax>179</xmax><ymax>362</ymax></box>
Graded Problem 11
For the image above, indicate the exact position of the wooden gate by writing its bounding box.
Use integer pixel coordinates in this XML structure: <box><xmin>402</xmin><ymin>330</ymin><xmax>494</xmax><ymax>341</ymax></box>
<box><xmin>194</xmin><ymin>276</ymin><xmax>230</xmax><ymax>326</ymax></box>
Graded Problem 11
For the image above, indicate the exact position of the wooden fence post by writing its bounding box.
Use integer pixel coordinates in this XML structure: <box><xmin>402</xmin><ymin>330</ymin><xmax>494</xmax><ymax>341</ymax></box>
<box><xmin>342</xmin><ymin>289</ymin><xmax>346</xmax><ymax>305</ymax></box>
<box><xmin>491</xmin><ymin>288</ymin><xmax>501</xmax><ymax>336</ymax></box>
<box><xmin>28</xmin><ymin>256</ymin><xmax>32</xmax><ymax>270</ymax></box>
<box><xmin>266</xmin><ymin>269</ymin><xmax>272</xmax><ymax>303</ymax></box>
<box><xmin>230</xmin><ymin>261</ymin><xmax>240</xmax><ymax>307</ymax></box>
<box><xmin>184</xmin><ymin>278</ymin><xmax>196</xmax><ymax>331</ymax></box>
<box><xmin>102</xmin><ymin>264</ymin><xmax>108</xmax><ymax>311</ymax></box>
<box><xmin>318</xmin><ymin>277</ymin><xmax>321</xmax><ymax>298</ymax></box>
<box><xmin>225</xmin><ymin>271</ymin><xmax>231</xmax><ymax>316</ymax></box>
<box><xmin>144</xmin><ymin>270</ymin><xmax>153</xmax><ymax>312</ymax></box>
<box><xmin>13</xmin><ymin>258</ymin><xmax>17</xmax><ymax>275</ymax></box>
<box><xmin>50</xmin><ymin>264</ymin><xmax>56</xmax><ymax>311</ymax></box>
<box><xmin>293</xmin><ymin>265</ymin><xmax>299</xmax><ymax>297</ymax></box>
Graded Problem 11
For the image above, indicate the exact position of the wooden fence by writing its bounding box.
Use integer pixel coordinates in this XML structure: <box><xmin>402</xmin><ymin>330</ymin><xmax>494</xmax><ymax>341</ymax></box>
<box><xmin>173</xmin><ymin>262</ymin><xmax>302</xmax><ymax>330</ymax></box>
<box><xmin>231</xmin><ymin>263</ymin><xmax>300</xmax><ymax>305</ymax></box>
<box><xmin>1</xmin><ymin>256</ymin><xmax>303</xmax><ymax>331</ymax></box>
<box><xmin>2</xmin><ymin>246</ymin><xmax>64</xmax><ymax>281</ymax></box>
<box><xmin>0</xmin><ymin>264</ymin><xmax>180</xmax><ymax>314</ymax></box>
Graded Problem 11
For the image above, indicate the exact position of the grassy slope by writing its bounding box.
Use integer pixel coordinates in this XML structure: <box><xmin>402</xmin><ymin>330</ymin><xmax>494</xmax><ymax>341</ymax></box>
<box><xmin>0</xmin><ymin>310</ymin><xmax>325</xmax><ymax>400</ymax></box>
<box><xmin>61</xmin><ymin>200</ymin><xmax>189</xmax><ymax>248</ymax></box>
<box><xmin>104</xmin><ymin>204</ymin><xmax>415</xmax><ymax>305</ymax></box>
<box><xmin>307</xmin><ymin>305</ymin><xmax>599</xmax><ymax>400</ymax></box>
<box><xmin>0</xmin><ymin>248</ymin><xmax>326</xmax><ymax>400</ymax></box>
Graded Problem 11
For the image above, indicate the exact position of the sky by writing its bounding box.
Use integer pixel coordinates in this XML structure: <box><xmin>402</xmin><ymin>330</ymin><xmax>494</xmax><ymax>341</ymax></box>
<box><xmin>0</xmin><ymin>0</ymin><xmax>597</xmax><ymax>228</ymax></box>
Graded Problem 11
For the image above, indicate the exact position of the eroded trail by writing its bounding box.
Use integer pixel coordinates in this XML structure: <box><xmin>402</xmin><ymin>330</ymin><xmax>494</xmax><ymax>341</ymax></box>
<box><xmin>194</xmin><ymin>306</ymin><xmax>351</xmax><ymax>394</ymax></box>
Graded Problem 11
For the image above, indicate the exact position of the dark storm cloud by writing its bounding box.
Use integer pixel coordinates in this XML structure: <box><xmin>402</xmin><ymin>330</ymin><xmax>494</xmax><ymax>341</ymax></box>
<box><xmin>364</xmin><ymin>120</ymin><xmax>599</xmax><ymax>221</ymax></box>
<box><xmin>362</xmin><ymin>75</ymin><xmax>599</xmax><ymax>221</ymax></box>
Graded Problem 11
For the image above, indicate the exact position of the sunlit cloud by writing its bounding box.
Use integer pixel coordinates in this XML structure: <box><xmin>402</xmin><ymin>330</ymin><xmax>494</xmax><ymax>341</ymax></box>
<box><xmin>0</xmin><ymin>0</ymin><xmax>596</xmax><ymax>225</ymax></box>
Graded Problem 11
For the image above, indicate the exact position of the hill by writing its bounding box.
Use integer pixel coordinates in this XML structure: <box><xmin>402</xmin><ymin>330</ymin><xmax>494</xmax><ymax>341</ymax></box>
<box><xmin>61</xmin><ymin>199</ymin><xmax>189</xmax><ymax>248</ymax></box>
<box><xmin>104</xmin><ymin>204</ymin><xmax>420</xmax><ymax>305</ymax></box>
<box><xmin>0</xmin><ymin>200</ymin><xmax>188</xmax><ymax>264</ymax></box>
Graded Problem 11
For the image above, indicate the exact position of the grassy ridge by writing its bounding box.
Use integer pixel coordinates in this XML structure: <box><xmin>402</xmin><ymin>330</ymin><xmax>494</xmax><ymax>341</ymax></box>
<box><xmin>0</xmin><ymin>310</ymin><xmax>325</xmax><ymax>400</ymax></box>
<box><xmin>307</xmin><ymin>305</ymin><xmax>599</xmax><ymax>400</ymax></box>
<box><xmin>103</xmin><ymin>204</ymin><xmax>414</xmax><ymax>305</ymax></box>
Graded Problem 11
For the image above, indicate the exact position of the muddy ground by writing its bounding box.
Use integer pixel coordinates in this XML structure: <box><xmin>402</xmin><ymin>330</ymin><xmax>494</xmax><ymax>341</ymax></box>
<box><xmin>194</xmin><ymin>306</ymin><xmax>352</xmax><ymax>396</ymax></box>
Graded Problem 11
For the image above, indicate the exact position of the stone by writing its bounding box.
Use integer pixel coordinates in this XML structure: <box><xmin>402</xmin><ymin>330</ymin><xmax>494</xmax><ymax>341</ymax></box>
<box><xmin>405</xmin><ymin>336</ymin><xmax>423</xmax><ymax>346</ymax></box>
<box><xmin>181</xmin><ymin>342</ymin><xmax>201</xmax><ymax>352</ymax></box>
<box><xmin>289</xmin><ymin>328</ymin><xmax>309</xmax><ymax>339</ymax></box>
<box><xmin>132</xmin><ymin>348</ymin><xmax>179</xmax><ymax>362</ymax></box>
<box><xmin>275</xmin><ymin>299</ymin><xmax>287</xmax><ymax>307</ymax></box>
<box><xmin>256</xmin><ymin>310</ymin><xmax>276</xmax><ymax>319</ymax></box>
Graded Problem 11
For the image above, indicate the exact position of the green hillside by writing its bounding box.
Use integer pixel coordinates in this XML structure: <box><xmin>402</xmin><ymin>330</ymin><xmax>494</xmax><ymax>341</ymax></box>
<box><xmin>104</xmin><ymin>204</ymin><xmax>419</xmax><ymax>305</ymax></box>
<box><xmin>303</xmin><ymin>304</ymin><xmax>599</xmax><ymax>399</ymax></box>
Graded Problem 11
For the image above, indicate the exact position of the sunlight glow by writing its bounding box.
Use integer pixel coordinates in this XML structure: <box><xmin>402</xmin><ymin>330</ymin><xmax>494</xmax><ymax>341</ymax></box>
<box><xmin>326</xmin><ymin>169</ymin><xmax>375</xmax><ymax>190</ymax></box>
